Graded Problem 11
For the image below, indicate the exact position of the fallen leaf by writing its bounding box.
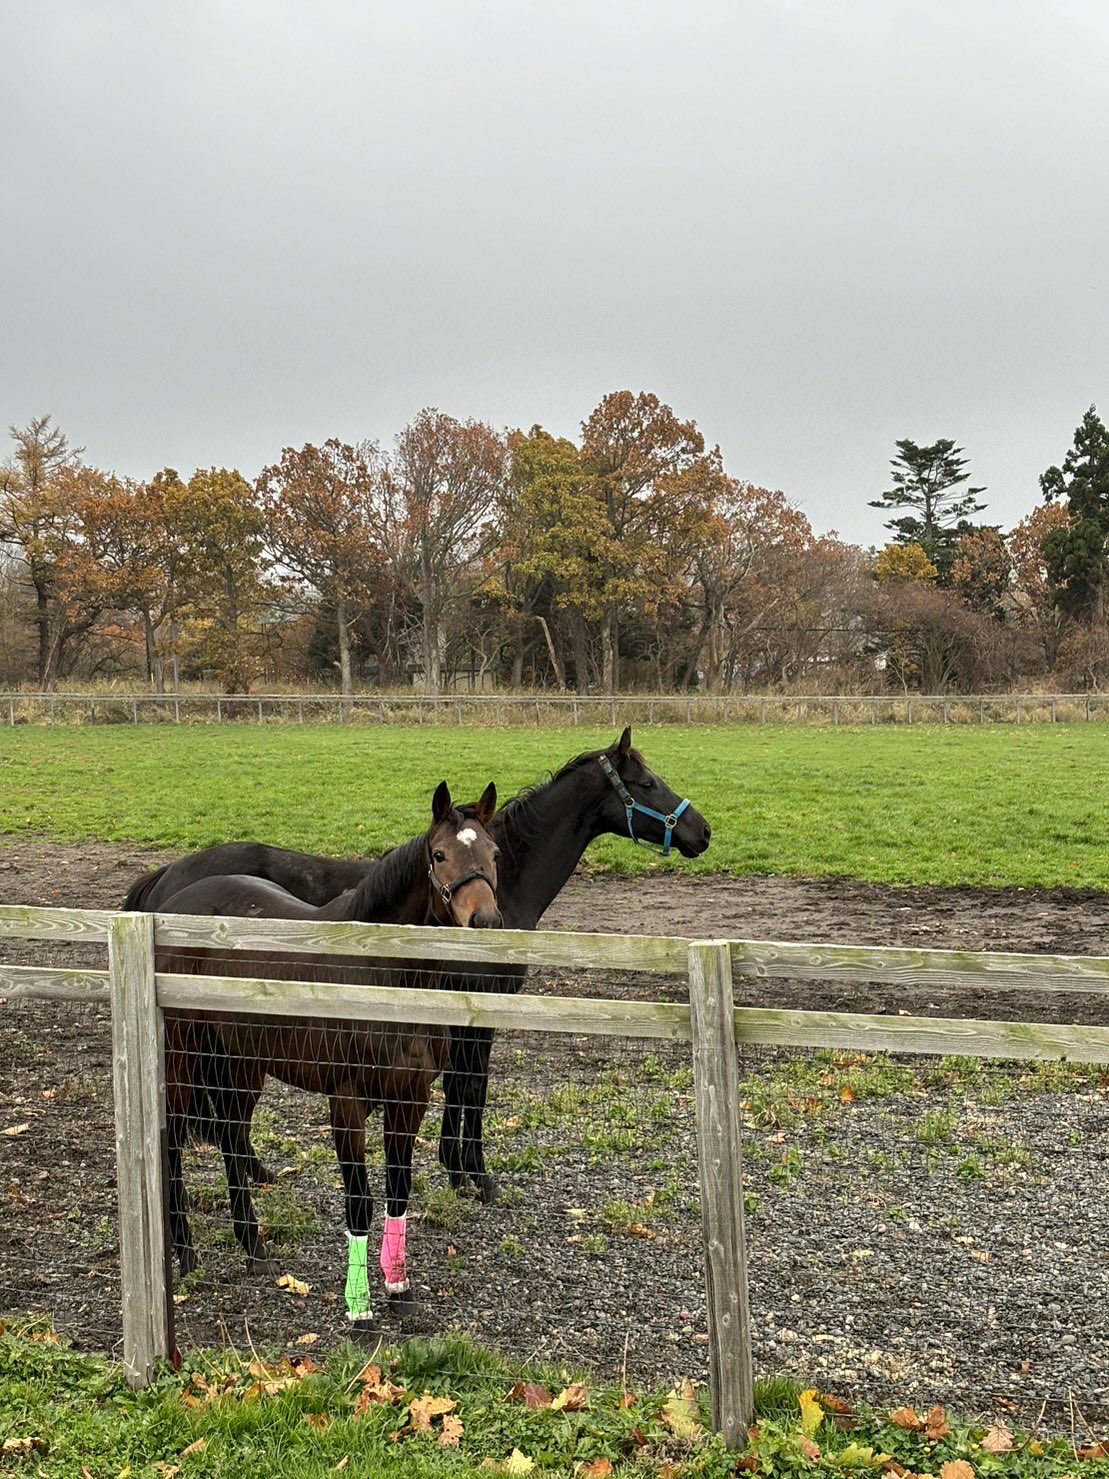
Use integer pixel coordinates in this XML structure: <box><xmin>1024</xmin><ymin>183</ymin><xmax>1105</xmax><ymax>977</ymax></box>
<box><xmin>981</xmin><ymin>1425</ymin><xmax>1013</xmax><ymax>1454</ymax></box>
<box><xmin>180</xmin><ymin>1437</ymin><xmax>208</xmax><ymax>1457</ymax></box>
<box><xmin>1</xmin><ymin>1438</ymin><xmax>46</xmax><ymax>1455</ymax></box>
<box><xmin>551</xmin><ymin>1383</ymin><xmax>589</xmax><ymax>1412</ymax></box>
<box><xmin>661</xmin><ymin>1379</ymin><xmax>703</xmax><ymax>1441</ymax></box>
<box><xmin>503</xmin><ymin>1452</ymin><xmax>535</xmax><ymax>1476</ymax></box>
<box><xmin>2</xmin><ymin>1124</ymin><xmax>30</xmax><ymax>1137</ymax></box>
<box><xmin>275</xmin><ymin>1273</ymin><xmax>310</xmax><ymax>1296</ymax></box>
<box><xmin>841</xmin><ymin>1084</ymin><xmax>857</xmax><ymax>1104</ymax></box>
<box><xmin>891</xmin><ymin>1408</ymin><xmax>924</xmax><ymax>1431</ymax></box>
<box><xmin>407</xmin><ymin>1393</ymin><xmax>457</xmax><ymax>1432</ymax></box>
<box><xmin>926</xmin><ymin>1408</ymin><xmax>952</xmax><ymax>1442</ymax></box>
<box><xmin>172</xmin><ymin>1293</ymin><xmax>189</xmax><ymax>1306</ymax></box>
<box><xmin>333</xmin><ymin>1459</ymin><xmax>349</xmax><ymax>1472</ymax></box>
<box><xmin>578</xmin><ymin>1461</ymin><xmax>613</xmax><ymax>1477</ymax></box>
<box><xmin>737</xmin><ymin>1457</ymin><xmax>760</xmax><ymax>1473</ymax></box>
<box><xmin>940</xmin><ymin>1462</ymin><xmax>974</xmax><ymax>1479</ymax></box>
<box><xmin>507</xmin><ymin>1381</ymin><xmax>553</xmax><ymax>1410</ymax></box>
<box><xmin>303</xmin><ymin>1413</ymin><xmax>331</xmax><ymax>1431</ymax></box>
<box><xmin>439</xmin><ymin>1413</ymin><xmax>464</xmax><ymax>1447</ymax></box>
<box><xmin>295</xmin><ymin>1332</ymin><xmax>319</xmax><ymax>1346</ymax></box>
<box><xmin>1077</xmin><ymin>1444</ymin><xmax>1109</xmax><ymax>1460</ymax></box>
<box><xmin>624</xmin><ymin>1222</ymin><xmax>657</xmax><ymax>1239</ymax></box>
<box><xmin>799</xmin><ymin>1389</ymin><xmax>824</xmax><ymax>1439</ymax></box>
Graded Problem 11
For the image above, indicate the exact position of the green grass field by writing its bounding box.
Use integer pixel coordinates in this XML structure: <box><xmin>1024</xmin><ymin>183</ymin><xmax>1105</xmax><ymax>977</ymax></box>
<box><xmin>2</xmin><ymin>723</ymin><xmax>1108</xmax><ymax>889</ymax></box>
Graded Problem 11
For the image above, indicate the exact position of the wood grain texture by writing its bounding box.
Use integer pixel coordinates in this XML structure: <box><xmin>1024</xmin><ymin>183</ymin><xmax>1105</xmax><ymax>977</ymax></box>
<box><xmin>689</xmin><ymin>942</ymin><xmax>754</xmax><ymax>1445</ymax></box>
<box><xmin>0</xmin><ymin>903</ymin><xmax>114</xmax><ymax>942</ymax></box>
<box><xmin>0</xmin><ymin>964</ymin><xmax>109</xmax><ymax>1002</ymax></box>
<box><xmin>730</xmin><ymin>938</ymin><xmax>1109</xmax><ymax>996</ymax></box>
<box><xmin>153</xmin><ymin>912</ymin><xmax>688</xmax><ymax>972</ymax></box>
<box><xmin>108</xmin><ymin>913</ymin><xmax>170</xmax><ymax>1387</ymax></box>
<box><xmin>733</xmin><ymin>1005</ymin><xmax>1109</xmax><ymax>1063</ymax></box>
<box><xmin>157</xmin><ymin>973</ymin><xmax>694</xmax><ymax>1040</ymax></box>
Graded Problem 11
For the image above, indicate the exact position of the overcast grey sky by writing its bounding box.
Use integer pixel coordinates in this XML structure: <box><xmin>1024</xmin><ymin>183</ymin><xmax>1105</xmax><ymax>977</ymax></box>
<box><xmin>2</xmin><ymin>0</ymin><xmax>1106</xmax><ymax>546</ymax></box>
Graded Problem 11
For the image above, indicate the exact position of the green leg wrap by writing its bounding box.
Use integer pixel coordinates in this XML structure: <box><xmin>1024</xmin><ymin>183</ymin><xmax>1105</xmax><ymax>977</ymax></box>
<box><xmin>345</xmin><ymin>1233</ymin><xmax>371</xmax><ymax>1320</ymax></box>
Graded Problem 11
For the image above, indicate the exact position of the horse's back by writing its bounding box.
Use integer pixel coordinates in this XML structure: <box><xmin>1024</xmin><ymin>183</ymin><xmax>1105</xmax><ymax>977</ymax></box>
<box><xmin>124</xmin><ymin>843</ymin><xmax>372</xmax><ymax>912</ymax></box>
<box><xmin>158</xmin><ymin>873</ymin><xmax>326</xmax><ymax>920</ymax></box>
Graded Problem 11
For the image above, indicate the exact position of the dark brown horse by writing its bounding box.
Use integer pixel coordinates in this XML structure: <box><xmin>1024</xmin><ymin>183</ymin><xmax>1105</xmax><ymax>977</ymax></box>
<box><xmin>159</xmin><ymin>780</ymin><xmax>500</xmax><ymax>1334</ymax></box>
<box><xmin>128</xmin><ymin>728</ymin><xmax>711</xmax><ymax>1200</ymax></box>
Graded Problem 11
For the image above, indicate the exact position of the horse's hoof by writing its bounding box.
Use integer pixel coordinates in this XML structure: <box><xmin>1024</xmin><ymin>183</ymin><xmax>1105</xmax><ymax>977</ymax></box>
<box><xmin>349</xmin><ymin>1316</ymin><xmax>383</xmax><ymax>1345</ymax></box>
<box><xmin>474</xmin><ymin>1172</ymin><xmax>498</xmax><ymax>1205</ymax></box>
<box><xmin>247</xmin><ymin>1252</ymin><xmax>280</xmax><ymax>1275</ymax></box>
<box><xmin>249</xmin><ymin>1161</ymin><xmax>274</xmax><ymax>1186</ymax></box>
<box><xmin>177</xmin><ymin>1246</ymin><xmax>198</xmax><ymax>1277</ymax></box>
<box><xmin>445</xmin><ymin>1167</ymin><xmax>468</xmax><ymax>1194</ymax></box>
<box><xmin>387</xmin><ymin>1289</ymin><xmax>419</xmax><ymax>1320</ymax></box>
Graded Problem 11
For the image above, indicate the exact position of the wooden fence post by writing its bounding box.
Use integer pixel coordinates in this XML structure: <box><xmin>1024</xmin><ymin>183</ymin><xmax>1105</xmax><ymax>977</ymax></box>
<box><xmin>108</xmin><ymin>912</ymin><xmax>171</xmax><ymax>1388</ymax></box>
<box><xmin>688</xmin><ymin>941</ymin><xmax>754</xmax><ymax>1447</ymax></box>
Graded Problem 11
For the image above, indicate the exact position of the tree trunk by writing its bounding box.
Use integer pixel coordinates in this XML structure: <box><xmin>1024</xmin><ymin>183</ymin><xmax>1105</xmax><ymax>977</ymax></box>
<box><xmin>601</xmin><ymin>605</ymin><xmax>619</xmax><ymax>694</ymax></box>
<box><xmin>536</xmin><ymin>615</ymin><xmax>566</xmax><ymax>690</ymax></box>
<box><xmin>569</xmin><ymin>609</ymin><xmax>592</xmax><ymax>693</ymax></box>
<box><xmin>336</xmin><ymin>596</ymin><xmax>353</xmax><ymax>696</ymax></box>
<box><xmin>35</xmin><ymin>581</ymin><xmax>49</xmax><ymax>689</ymax></box>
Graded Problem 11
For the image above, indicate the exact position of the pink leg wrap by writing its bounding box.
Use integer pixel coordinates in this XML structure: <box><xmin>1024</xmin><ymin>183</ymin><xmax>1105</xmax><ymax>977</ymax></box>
<box><xmin>379</xmin><ymin>1213</ymin><xmax>408</xmax><ymax>1293</ymax></box>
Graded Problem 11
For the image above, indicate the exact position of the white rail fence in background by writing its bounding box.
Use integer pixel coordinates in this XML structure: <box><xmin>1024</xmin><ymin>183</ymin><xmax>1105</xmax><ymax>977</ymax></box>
<box><xmin>4</xmin><ymin>692</ymin><xmax>1109</xmax><ymax>727</ymax></box>
<box><xmin>4</xmin><ymin>904</ymin><xmax>1109</xmax><ymax>1447</ymax></box>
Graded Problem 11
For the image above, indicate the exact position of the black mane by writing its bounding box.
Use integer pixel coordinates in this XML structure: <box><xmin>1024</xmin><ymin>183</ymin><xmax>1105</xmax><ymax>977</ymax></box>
<box><xmin>462</xmin><ymin>744</ymin><xmax>645</xmax><ymax>843</ymax></box>
<box><xmin>346</xmin><ymin>832</ymin><xmax>427</xmax><ymax>917</ymax></box>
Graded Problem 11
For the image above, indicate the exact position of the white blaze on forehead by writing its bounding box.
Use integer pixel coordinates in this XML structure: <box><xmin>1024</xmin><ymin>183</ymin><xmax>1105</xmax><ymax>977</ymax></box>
<box><xmin>457</xmin><ymin>827</ymin><xmax>478</xmax><ymax>846</ymax></box>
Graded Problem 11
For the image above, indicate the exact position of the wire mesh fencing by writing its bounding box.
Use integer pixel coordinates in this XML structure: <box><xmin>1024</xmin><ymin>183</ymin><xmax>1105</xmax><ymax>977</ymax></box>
<box><xmin>0</xmin><ymin>977</ymin><xmax>122</xmax><ymax>1357</ymax></box>
<box><xmin>163</xmin><ymin>959</ymin><xmax>708</xmax><ymax>1390</ymax></box>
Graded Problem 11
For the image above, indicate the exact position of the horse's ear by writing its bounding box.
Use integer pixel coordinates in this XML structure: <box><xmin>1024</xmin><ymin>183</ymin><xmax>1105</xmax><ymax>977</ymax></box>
<box><xmin>432</xmin><ymin>780</ymin><xmax>452</xmax><ymax>824</ymax></box>
<box><xmin>474</xmin><ymin>782</ymin><xmax>497</xmax><ymax>827</ymax></box>
<box><xmin>615</xmin><ymin>725</ymin><xmax>632</xmax><ymax>759</ymax></box>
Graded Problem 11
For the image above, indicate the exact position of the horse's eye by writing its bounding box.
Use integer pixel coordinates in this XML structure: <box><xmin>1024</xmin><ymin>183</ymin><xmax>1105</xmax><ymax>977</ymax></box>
<box><xmin>433</xmin><ymin>851</ymin><xmax>446</xmax><ymax>863</ymax></box>
<box><xmin>640</xmin><ymin>777</ymin><xmax>656</xmax><ymax>791</ymax></box>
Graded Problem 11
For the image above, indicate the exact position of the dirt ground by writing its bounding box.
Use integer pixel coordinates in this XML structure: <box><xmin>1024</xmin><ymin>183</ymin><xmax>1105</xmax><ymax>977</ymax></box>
<box><xmin>2</xmin><ymin>838</ymin><xmax>1108</xmax><ymax>1425</ymax></box>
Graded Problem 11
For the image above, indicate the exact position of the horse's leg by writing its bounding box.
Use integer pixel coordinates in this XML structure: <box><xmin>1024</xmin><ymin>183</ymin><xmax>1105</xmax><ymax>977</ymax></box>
<box><xmin>165</xmin><ymin>1027</ymin><xmax>198</xmax><ymax>1275</ymax></box>
<box><xmin>196</xmin><ymin>1029</ymin><xmax>272</xmax><ymax>1185</ymax></box>
<box><xmin>440</xmin><ymin>1025</ymin><xmax>498</xmax><ymax>1204</ymax></box>
<box><xmin>439</xmin><ymin>1024</ymin><xmax>497</xmax><ymax>1202</ymax></box>
<box><xmin>329</xmin><ymin>1090</ymin><xmax>377</xmax><ymax>1340</ymax></box>
<box><xmin>212</xmin><ymin>1068</ymin><xmax>276</xmax><ymax>1273</ymax></box>
<box><xmin>381</xmin><ymin>1091</ymin><xmax>425</xmax><ymax>1318</ymax></box>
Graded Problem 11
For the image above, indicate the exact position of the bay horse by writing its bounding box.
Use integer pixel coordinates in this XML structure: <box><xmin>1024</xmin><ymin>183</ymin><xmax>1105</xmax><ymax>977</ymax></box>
<box><xmin>127</xmin><ymin>727</ymin><xmax>710</xmax><ymax>1201</ymax></box>
<box><xmin>159</xmin><ymin>780</ymin><xmax>500</xmax><ymax>1335</ymax></box>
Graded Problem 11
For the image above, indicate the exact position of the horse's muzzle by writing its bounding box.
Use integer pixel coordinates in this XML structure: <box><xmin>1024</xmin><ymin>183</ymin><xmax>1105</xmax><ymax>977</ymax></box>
<box><xmin>469</xmin><ymin>906</ymin><xmax>503</xmax><ymax>929</ymax></box>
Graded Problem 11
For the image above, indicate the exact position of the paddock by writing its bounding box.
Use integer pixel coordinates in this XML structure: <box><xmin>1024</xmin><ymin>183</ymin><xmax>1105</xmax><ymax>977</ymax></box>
<box><xmin>2</xmin><ymin>846</ymin><xmax>1108</xmax><ymax>1443</ymax></box>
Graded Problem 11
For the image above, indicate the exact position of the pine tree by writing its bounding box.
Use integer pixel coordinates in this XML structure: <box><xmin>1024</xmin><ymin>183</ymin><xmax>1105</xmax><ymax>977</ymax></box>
<box><xmin>869</xmin><ymin>439</ymin><xmax>986</xmax><ymax>578</ymax></box>
<box><xmin>1040</xmin><ymin>405</ymin><xmax>1109</xmax><ymax>624</ymax></box>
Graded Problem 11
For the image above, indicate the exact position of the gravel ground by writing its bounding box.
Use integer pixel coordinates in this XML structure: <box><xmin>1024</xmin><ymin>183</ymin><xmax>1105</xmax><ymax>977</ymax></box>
<box><xmin>2</xmin><ymin>838</ymin><xmax>1108</xmax><ymax>1431</ymax></box>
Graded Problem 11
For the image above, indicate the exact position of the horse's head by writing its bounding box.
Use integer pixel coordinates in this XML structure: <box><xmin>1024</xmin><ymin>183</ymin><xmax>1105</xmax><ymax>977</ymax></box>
<box><xmin>595</xmin><ymin>726</ymin><xmax>712</xmax><ymax>858</ymax></box>
<box><xmin>427</xmin><ymin>780</ymin><xmax>503</xmax><ymax>929</ymax></box>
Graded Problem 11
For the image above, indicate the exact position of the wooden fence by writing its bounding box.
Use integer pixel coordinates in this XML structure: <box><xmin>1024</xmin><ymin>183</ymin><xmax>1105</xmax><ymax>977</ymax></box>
<box><xmin>4</xmin><ymin>904</ymin><xmax>1109</xmax><ymax>1446</ymax></box>
<box><xmin>4</xmin><ymin>691</ymin><xmax>1109</xmax><ymax>727</ymax></box>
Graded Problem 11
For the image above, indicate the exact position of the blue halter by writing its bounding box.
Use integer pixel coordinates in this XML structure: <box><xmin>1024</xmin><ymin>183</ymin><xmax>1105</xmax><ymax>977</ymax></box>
<box><xmin>598</xmin><ymin>754</ymin><xmax>691</xmax><ymax>857</ymax></box>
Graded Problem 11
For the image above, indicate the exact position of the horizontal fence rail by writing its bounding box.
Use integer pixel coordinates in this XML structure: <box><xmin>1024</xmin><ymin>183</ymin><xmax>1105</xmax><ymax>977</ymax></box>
<box><xmin>4</xmin><ymin>691</ymin><xmax>1109</xmax><ymax>727</ymax></box>
<box><xmin>5</xmin><ymin>902</ymin><xmax>1109</xmax><ymax>1435</ymax></box>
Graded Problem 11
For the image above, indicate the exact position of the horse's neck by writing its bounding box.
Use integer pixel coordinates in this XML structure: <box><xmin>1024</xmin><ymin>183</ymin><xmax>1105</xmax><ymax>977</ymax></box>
<box><xmin>316</xmin><ymin>864</ymin><xmax>428</xmax><ymax>925</ymax></box>
<box><xmin>496</xmin><ymin>764</ymin><xmax>608</xmax><ymax>928</ymax></box>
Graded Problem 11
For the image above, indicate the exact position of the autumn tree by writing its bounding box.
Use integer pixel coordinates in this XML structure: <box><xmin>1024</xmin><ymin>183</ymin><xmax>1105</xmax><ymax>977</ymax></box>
<box><xmin>874</xmin><ymin>542</ymin><xmax>938</xmax><ymax>584</ymax></box>
<box><xmin>1008</xmin><ymin>503</ymin><xmax>1069</xmax><ymax>670</ymax></box>
<box><xmin>386</xmin><ymin>410</ymin><xmax>506</xmax><ymax>694</ymax></box>
<box><xmin>870</xmin><ymin>439</ymin><xmax>986</xmax><ymax>578</ymax></box>
<box><xmin>0</xmin><ymin>415</ymin><xmax>87</xmax><ymax>686</ymax></box>
<box><xmin>950</xmin><ymin>527</ymin><xmax>1011</xmax><ymax>620</ymax></box>
<box><xmin>257</xmin><ymin>440</ymin><xmax>381</xmax><ymax>695</ymax></box>
<box><xmin>580</xmin><ymin>390</ymin><xmax>714</xmax><ymax>692</ymax></box>
<box><xmin>1039</xmin><ymin>406</ymin><xmax>1109</xmax><ymax>625</ymax></box>
<box><xmin>493</xmin><ymin>427</ymin><xmax>612</xmax><ymax>690</ymax></box>
<box><xmin>166</xmin><ymin>468</ymin><xmax>271</xmax><ymax>691</ymax></box>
